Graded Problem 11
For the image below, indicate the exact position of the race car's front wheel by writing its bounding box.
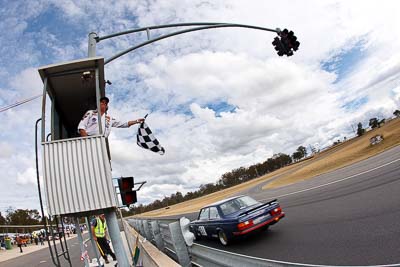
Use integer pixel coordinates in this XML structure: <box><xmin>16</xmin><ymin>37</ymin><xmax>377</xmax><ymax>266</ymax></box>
<box><xmin>218</xmin><ymin>230</ymin><xmax>229</xmax><ymax>246</ymax></box>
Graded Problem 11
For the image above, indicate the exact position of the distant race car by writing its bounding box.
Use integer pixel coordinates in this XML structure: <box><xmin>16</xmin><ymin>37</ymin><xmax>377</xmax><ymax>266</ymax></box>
<box><xmin>189</xmin><ymin>195</ymin><xmax>284</xmax><ymax>245</ymax></box>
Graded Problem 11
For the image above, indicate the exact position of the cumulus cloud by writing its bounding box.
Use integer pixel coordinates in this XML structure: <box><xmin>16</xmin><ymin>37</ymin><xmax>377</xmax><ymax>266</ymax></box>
<box><xmin>8</xmin><ymin>68</ymin><xmax>43</xmax><ymax>97</ymax></box>
<box><xmin>0</xmin><ymin>142</ymin><xmax>13</xmax><ymax>158</ymax></box>
<box><xmin>1</xmin><ymin>0</ymin><xmax>400</xmax><ymax>211</ymax></box>
<box><xmin>16</xmin><ymin>167</ymin><xmax>38</xmax><ymax>185</ymax></box>
<box><xmin>393</xmin><ymin>86</ymin><xmax>400</xmax><ymax>106</ymax></box>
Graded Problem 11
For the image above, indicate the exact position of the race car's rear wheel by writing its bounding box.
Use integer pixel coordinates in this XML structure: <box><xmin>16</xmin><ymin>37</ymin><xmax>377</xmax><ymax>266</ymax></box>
<box><xmin>218</xmin><ymin>230</ymin><xmax>229</xmax><ymax>246</ymax></box>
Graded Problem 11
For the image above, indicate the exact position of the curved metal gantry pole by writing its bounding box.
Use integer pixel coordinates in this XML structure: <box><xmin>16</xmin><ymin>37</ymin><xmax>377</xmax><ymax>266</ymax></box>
<box><xmin>89</xmin><ymin>22</ymin><xmax>281</xmax><ymax>64</ymax></box>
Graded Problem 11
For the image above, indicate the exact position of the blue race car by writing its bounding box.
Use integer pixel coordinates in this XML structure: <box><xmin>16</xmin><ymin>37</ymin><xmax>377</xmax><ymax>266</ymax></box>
<box><xmin>189</xmin><ymin>195</ymin><xmax>284</xmax><ymax>245</ymax></box>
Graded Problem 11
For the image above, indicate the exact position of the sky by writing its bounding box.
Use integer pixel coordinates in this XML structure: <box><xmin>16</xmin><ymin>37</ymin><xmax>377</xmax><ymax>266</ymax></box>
<box><xmin>1</xmin><ymin>0</ymin><xmax>400</xmax><ymax>213</ymax></box>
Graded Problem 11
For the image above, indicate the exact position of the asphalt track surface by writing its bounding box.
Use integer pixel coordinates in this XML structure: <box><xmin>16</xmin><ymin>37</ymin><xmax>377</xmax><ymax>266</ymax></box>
<box><xmin>178</xmin><ymin>145</ymin><xmax>400</xmax><ymax>266</ymax></box>
<box><xmin>0</xmin><ymin>233</ymin><xmax>98</xmax><ymax>267</ymax></box>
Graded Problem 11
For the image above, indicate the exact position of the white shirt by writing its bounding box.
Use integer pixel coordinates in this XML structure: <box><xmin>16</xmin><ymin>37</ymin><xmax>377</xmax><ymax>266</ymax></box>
<box><xmin>78</xmin><ymin>110</ymin><xmax>129</xmax><ymax>138</ymax></box>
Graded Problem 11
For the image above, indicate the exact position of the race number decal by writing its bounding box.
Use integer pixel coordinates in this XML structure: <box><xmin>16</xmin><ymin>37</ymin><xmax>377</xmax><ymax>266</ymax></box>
<box><xmin>198</xmin><ymin>226</ymin><xmax>207</xmax><ymax>236</ymax></box>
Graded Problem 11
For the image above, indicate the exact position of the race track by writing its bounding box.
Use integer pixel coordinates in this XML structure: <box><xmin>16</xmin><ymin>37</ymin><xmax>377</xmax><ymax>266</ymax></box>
<box><xmin>181</xmin><ymin>145</ymin><xmax>400</xmax><ymax>265</ymax></box>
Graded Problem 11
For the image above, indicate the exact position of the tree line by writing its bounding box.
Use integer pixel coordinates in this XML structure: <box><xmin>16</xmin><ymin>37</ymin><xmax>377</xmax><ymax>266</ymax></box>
<box><xmin>0</xmin><ymin>207</ymin><xmax>42</xmax><ymax>225</ymax></box>
<box><xmin>121</xmin><ymin>146</ymin><xmax>308</xmax><ymax>217</ymax></box>
<box><xmin>356</xmin><ymin>109</ymin><xmax>399</xmax><ymax>137</ymax></box>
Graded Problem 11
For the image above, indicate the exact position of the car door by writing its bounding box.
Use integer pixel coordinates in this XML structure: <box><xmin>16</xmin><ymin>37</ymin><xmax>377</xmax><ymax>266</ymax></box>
<box><xmin>197</xmin><ymin>208</ymin><xmax>210</xmax><ymax>238</ymax></box>
<box><xmin>205</xmin><ymin>206</ymin><xmax>222</xmax><ymax>238</ymax></box>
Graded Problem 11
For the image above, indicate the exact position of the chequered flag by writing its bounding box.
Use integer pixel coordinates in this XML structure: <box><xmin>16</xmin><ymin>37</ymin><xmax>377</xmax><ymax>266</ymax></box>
<box><xmin>137</xmin><ymin>121</ymin><xmax>165</xmax><ymax>155</ymax></box>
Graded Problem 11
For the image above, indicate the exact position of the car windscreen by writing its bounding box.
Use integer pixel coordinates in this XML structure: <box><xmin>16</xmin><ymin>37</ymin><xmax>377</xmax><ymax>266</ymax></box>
<box><xmin>219</xmin><ymin>196</ymin><xmax>260</xmax><ymax>216</ymax></box>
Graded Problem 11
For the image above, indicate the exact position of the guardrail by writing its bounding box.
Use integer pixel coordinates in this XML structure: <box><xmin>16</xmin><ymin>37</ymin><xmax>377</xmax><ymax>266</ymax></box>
<box><xmin>123</xmin><ymin>219</ymin><xmax>180</xmax><ymax>267</ymax></box>
<box><xmin>126</xmin><ymin>218</ymin><xmax>333</xmax><ymax>267</ymax></box>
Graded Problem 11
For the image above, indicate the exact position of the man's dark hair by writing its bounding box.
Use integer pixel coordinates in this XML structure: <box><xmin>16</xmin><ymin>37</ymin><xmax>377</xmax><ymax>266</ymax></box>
<box><xmin>100</xmin><ymin>96</ymin><xmax>109</xmax><ymax>104</ymax></box>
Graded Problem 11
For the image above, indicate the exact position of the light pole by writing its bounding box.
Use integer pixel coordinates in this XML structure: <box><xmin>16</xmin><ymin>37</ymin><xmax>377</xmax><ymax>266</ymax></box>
<box><xmin>88</xmin><ymin>32</ymin><xmax>97</xmax><ymax>57</ymax></box>
<box><xmin>88</xmin><ymin>22</ymin><xmax>300</xmax><ymax>62</ymax></box>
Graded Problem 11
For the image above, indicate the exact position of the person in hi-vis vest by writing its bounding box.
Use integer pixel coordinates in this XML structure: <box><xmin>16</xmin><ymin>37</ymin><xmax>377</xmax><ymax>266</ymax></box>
<box><xmin>91</xmin><ymin>214</ymin><xmax>116</xmax><ymax>264</ymax></box>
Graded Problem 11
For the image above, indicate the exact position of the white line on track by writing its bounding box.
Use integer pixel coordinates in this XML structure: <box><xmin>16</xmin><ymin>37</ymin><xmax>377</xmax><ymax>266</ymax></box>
<box><xmin>259</xmin><ymin>157</ymin><xmax>400</xmax><ymax>202</ymax></box>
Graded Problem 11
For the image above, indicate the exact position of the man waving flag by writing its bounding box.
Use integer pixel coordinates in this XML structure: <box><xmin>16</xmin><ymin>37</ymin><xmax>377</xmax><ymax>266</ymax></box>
<box><xmin>136</xmin><ymin>115</ymin><xmax>165</xmax><ymax>155</ymax></box>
